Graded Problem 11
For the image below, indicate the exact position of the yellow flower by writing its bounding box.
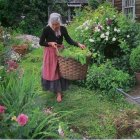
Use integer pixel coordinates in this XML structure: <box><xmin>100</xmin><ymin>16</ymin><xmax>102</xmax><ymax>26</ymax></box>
<box><xmin>11</xmin><ymin>116</ymin><xmax>17</xmax><ymax>121</ymax></box>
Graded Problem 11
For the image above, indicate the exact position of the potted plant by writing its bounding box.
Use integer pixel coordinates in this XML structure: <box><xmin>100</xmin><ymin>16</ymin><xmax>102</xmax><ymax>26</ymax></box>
<box><xmin>130</xmin><ymin>46</ymin><xmax>140</xmax><ymax>85</ymax></box>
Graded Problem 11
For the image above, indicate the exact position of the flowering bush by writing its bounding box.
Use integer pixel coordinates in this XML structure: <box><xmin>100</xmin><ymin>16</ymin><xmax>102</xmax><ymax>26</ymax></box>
<box><xmin>0</xmin><ymin>66</ymin><xmax>72</xmax><ymax>139</ymax></box>
<box><xmin>68</xmin><ymin>2</ymin><xmax>140</xmax><ymax>70</ymax></box>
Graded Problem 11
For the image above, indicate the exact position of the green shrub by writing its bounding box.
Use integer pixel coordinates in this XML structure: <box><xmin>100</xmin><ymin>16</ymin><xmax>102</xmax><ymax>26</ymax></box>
<box><xmin>130</xmin><ymin>46</ymin><xmax>140</xmax><ymax>72</ymax></box>
<box><xmin>86</xmin><ymin>61</ymin><xmax>132</xmax><ymax>98</ymax></box>
<box><xmin>88</xmin><ymin>0</ymin><xmax>104</xmax><ymax>9</ymax></box>
<box><xmin>67</xmin><ymin>2</ymin><xmax>140</xmax><ymax>71</ymax></box>
<box><xmin>0</xmin><ymin>68</ymin><xmax>71</xmax><ymax>139</ymax></box>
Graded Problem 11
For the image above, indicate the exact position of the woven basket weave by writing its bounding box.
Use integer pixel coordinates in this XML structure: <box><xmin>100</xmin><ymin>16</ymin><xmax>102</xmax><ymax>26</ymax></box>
<box><xmin>58</xmin><ymin>56</ymin><xmax>89</xmax><ymax>80</ymax></box>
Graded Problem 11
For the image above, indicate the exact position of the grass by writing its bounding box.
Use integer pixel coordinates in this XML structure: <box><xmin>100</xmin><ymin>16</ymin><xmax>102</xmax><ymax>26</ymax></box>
<box><xmin>20</xmin><ymin>47</ymin><xmax>140</xmax><ymax>139</ymax></box>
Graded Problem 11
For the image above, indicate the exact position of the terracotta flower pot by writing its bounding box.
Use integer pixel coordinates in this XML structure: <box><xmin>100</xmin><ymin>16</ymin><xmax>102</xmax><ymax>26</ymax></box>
<box><xmin>135</xmin><ymin>72</ymin><xmax>140</xmax><ymax>85</ymax></box>
<box><xmin>12</xmin><ymin>44</ymin><xmax>28</xmax><ymax>55</ymax></box>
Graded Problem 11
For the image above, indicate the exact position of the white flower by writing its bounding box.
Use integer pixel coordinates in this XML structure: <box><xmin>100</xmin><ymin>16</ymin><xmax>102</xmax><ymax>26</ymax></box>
<box><xmin>117</xmin><ymin>29</ymin><xmax>120</xmax><ymax>33</ymax></box>
<box><xmin>7</xmin><ymin>34</ymin><xmax>10</xmax><ymax>37</ymax></box>
<box><xmin>107</xmin><ymin>26</ymin><xmax>110</xmax><ymax>30</ymax></box>
<box><xmin>105</xmin><ymin>36</ymin><xmax>109</xmax><ymax>41</ymax></box>
<box><xmin>114</xmin><ymin>27</ymin><xmax>117</xmax><ymax>32</ymax></box>
<box><xmin>106</xmin><ymin>18</ymin><xmax>109</xmax><ymax>20</ymax></box>
<box><xmin>89</xmin><ymin>39</ymin><xmax>94</xmax><ymax>42</ymax></box>
<box><xmin>112</xmin><ymin>37</ymin><xmax>116</xmax><ymax>41</ymax></box>
<box><xmin>58</xmin><ymin>125</ymin><xmax>64</xmax><ymax>137</ymax></box>
<box><xmin>127</xmin><ymin>35</ymin><xmax>130</xmax><ymax>38</ymax></box>
<box><xmin>0</xmin><ymin>76</ymin><xmax>2</xmax><ymax>79</ymax></box>
<box><xmin>85</xmin><ymin>26</ymin><xmax>89</xmax><ymax>30</ymax></box>
<box><xmin>10</xmin><ymin>51</ymin><xmax>21</xmax><ymax>61</ymax></box>
<box><xmin>0</xmin><ymin>66</ymin><xmax>4</xmax><ymax>70</ymax></box>
<box><xmin>2</xmin><ymin>35</ymin><xmax>6</xmax><ymax>38</ymax></box>
<box><xmin>105</xmin><ymin>31</ymin><xmax>109</xmax><ymax>36</ymax></box>
<box><xmin>113</xmin><ymin>15</ymin><xmax>116</xmax><ymax>18</ymax></box>
<box><xmin>95</xmin><ymin>27</ymin><xmax>100</xmax><ymax>32</ymax></box>
<box><xmin>100</xmin><ymin>33</ymin><xmax>105</xmax><ymax>38</ymax></box>
<box><xmin>21</xmin><ymin>15</ymin><xmax>25</xmax><ymax>19</ymax></box>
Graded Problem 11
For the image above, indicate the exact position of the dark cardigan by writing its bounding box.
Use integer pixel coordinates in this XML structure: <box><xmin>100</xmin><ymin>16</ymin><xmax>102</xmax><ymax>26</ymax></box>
<box><xmin>39</xmin><ymin>25</ymin><xmax>79</xmax><ymax>47</ymax></box>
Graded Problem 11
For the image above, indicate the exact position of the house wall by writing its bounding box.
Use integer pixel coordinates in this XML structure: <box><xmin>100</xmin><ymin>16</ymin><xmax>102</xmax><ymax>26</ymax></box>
<box><xmin>114</xmin><ymin>0</ymin><xmax>140</xmax><ymax>21</ymax></box>
<box><xmin>114</xmin><ymin>0</ymin><xmax>122</xmax><ymax>11</ymax></box>
<box><xmin>136</xmin><ymin>0</ymin><xmax>140</xmax><ymax>21</ymax></box>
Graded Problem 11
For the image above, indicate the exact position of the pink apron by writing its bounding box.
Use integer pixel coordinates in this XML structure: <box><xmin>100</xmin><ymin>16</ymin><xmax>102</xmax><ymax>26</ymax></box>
<box><xmin>42</xmin><ymin>45</ymin><xmax>64</xmax><ymax>81</ymax></box>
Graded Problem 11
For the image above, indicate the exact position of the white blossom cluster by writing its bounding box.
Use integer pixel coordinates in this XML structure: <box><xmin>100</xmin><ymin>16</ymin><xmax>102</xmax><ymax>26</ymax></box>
<box><xmin>75</xmin><ymin>20</ymin><xmax>92</xmax><ymax>31</ymax></box>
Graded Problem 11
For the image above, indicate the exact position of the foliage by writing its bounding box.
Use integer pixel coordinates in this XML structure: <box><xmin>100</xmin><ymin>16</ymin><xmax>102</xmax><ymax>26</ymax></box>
<box><xmin>0</xmin><ymin>66</ymin><xmax>71</xmax><ymax>139</ymax></box>
<box><xmin>67</xmin><ymin>2</ymin><xmax>140</xmax><ymax>71</ymax></box>
<box><xmin>59</xmin><ymin>46</ymin><xmax>91</xmax><ymax>65</ymax></box>
<box><xmin>0</xmin><ymin>0</ymin><xmax>48</xmax><ymax>36</ymax></box>
<box><xmin>88</xmin><ymin>0</ymin><xmax>106</xmax><ymax>10</ymax></box>
<box><xmin>46</xmin><ymin>85</ymin><xmax>140</xmax><ymax>139</ymax></box>
<box><xmin>0</xmin><ymin>25</ymin><xmax>11</xmax><ymax>65</ymax></box>
<box><xmin>130</xmin><ymin>46</ymin><xmax>140</xmax><ymax>72</ymax></box>
<box><xmin>86</xmin><ymin>61</ymin><xmax>132</xmax><ymax>99</ymax></box>
<box><xmin>48</xmin><ymin>0</ymin><xmax>68</xmax><ymax>23</ymax></box>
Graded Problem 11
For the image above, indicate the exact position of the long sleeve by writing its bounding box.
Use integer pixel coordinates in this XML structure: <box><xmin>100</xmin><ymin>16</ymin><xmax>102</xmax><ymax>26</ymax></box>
<box><xmin>39</xmin><ymin>28</ymin><xmax>49</xmax><ymax>47</ymax></box>
<box><xmin>63</xmin><ymin>26</ymin><xmax>79</xmax><ymax>47</ymax></box>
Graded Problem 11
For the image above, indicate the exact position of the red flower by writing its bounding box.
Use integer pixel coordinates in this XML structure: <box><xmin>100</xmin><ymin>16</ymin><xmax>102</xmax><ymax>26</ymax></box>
<box><xmin>0</xmin><ymin>105</ymin><xmax>6</xmax><ymax>114</ymax></box>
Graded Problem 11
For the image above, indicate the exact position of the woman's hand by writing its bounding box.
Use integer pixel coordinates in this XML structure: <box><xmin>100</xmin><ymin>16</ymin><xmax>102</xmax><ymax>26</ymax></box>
<box><xmin>78</xmin><ymin>43</ymin><xmax>86</xmax><ymax>49</ymax></box>
<box><xmin>48</xmin><ymin>42</ymin><xmax>57</xmax><ymax>48</ymax></box>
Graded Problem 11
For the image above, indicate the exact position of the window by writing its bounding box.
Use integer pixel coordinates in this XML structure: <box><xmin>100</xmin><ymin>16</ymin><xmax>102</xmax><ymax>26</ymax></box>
<box><xmin>122</xmin><ymin>0</ymin><xmax>135</xmax><ymax>20</ymax></box>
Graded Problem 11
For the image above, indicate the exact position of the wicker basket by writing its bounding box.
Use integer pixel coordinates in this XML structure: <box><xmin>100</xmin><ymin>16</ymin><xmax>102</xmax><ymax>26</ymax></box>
<box><xmin>58</xmin><ymin>56</ymin><xmax>90</xmax><ymax>80</ymax></box>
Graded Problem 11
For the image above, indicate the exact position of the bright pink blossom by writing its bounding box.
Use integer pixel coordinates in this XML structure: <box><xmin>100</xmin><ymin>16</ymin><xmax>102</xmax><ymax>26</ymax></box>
<box><xmin>17</xmin><ymin>114</ymin><xmax>28</xmax><ymax>126</ymax></box>
<box><xmin>0</xmin><ymin>105</ymin><xmax>6</xmax><ymax>114</ymax></box>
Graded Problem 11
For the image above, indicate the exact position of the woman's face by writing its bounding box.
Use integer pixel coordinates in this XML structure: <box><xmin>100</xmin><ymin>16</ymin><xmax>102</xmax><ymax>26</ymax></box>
<box><xmin>52</xmin><ymin>22</ymin><xmax>60</xmax><ymax>31</ymax></box>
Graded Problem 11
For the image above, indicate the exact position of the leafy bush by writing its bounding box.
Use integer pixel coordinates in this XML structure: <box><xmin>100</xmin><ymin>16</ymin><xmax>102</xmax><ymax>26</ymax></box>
<box><xmin>86</xmin><ymin>61</ymin><xmax>132</xmax><ymax>98</ymax></box>
<box><xmin>67</xmin><ymin>2</ymin><xmax>140</xmax><ymax>71</ymax></box>
<box><xmin>88</xmin><ymin>0</ymin><xmax>105</xmax><ymax>9</ymax></box>
<box><xmin>130</xmin><ymin>46</ymin><xmax>140</xmax><ymax>72</ymax></box>
<box><xmin>0</xmin><ymin>0</ymin><xmax>48</xmax><ymax>35</ymax></box>
<box><xmin>0</xmin><ymin>67</ymin><xmax>70</xmax><ymax>139</ymax></box>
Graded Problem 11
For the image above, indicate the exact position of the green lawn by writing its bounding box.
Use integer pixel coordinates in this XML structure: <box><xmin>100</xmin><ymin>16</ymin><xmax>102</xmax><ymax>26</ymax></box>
<box><xmin>20</xmin><ymin>47</ymin><xmax>140</xmax><ymax>139</ymax></box>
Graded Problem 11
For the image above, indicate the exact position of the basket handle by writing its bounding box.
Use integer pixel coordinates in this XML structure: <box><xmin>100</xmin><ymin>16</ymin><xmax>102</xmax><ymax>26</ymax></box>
<box><xmin>56</xmin><ymin>47</ymin><xmax>60</xmax><ymax>55</ymax></box>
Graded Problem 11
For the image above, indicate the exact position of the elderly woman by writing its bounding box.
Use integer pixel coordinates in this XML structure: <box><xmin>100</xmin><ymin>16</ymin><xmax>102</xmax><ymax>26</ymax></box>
<box><xmin>39</xmin><ymin>13</ymin><xmax>85</xmax><ymax>103</ymax></box>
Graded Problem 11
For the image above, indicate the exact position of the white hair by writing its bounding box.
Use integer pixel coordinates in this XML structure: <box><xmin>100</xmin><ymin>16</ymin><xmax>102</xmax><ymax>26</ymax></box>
<box><xmin>48</xmin><ymin>13</ymin><xmax>62</xmax><ymax>26</ymax></box>
<box><xmin>48</xmin><ymin>13</ymin><xmax>62</xmax><ymax>37</ymax></box>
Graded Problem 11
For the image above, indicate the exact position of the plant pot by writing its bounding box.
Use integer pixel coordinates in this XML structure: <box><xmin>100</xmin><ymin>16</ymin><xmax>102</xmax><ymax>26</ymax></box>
<box><xmin>12</xmin><ymin>44</ymin><xmax>28</xmax><ymax>55</ymax></box>
<box><xmin>135</xmin><ymin>72</ymin><xmax>140</xmax><ymax>85</ymax></box>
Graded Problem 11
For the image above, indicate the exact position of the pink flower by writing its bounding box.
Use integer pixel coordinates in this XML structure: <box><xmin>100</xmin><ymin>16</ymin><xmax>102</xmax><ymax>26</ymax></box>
<box><xmin>17</xmin><ymin>114</ymin><xmax>28</xmax><ymax>126</ymax></box>
<box><xmin>6</xmin><ymin>60</ymin><xmax>18</xmax><ymax>72</ymax></box>
<box><xmin>0</xmin><ymin>105</ymin><xmax>6</xmax><ymax>114</ymax></box>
